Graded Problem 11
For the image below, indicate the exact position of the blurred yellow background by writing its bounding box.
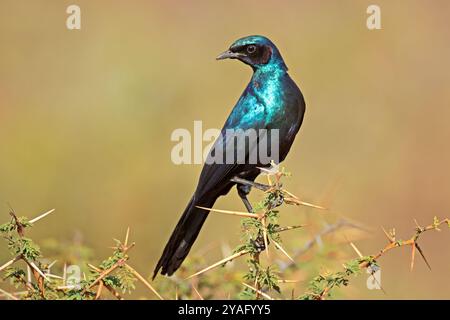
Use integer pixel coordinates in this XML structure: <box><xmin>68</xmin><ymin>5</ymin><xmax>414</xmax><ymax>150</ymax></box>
<box><xmin>0</xmin><ymin>0</ymin><xmax>449</xmax><ymax>299</ymax></box>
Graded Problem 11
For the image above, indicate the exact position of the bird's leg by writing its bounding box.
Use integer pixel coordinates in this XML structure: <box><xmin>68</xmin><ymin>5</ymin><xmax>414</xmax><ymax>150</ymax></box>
<box><xmin>237</xmin><ymin>183</ymin><xmax>254</xmax><ymax>213</ymax></box>
<box><xmin>231</xmin><ymin>177</ymin><xmax>271</xmax><ymax>192</ymax></box>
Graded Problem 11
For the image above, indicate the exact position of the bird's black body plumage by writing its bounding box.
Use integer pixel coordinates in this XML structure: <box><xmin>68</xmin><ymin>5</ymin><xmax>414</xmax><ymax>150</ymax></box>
<box><xmin>153</xmin><ymin>36</ymin><xmax>305</xmax><ymax>278</ymax></box>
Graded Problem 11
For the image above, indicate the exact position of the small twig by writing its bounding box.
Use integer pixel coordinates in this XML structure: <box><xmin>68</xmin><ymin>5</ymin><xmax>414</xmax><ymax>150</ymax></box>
<box><xmin>27</xmin><ymin>265</ymin><xmax>32</xmax><ymax>284</ymax></box>
<box><xmin>124</xmin><ymin>264</ymin><xmax>164</xmax><ymax>300</ymax></box>
<box><xmin>196</xmin><ymin>206</ymin><xmax>260</xmax><ymax>219</ymax></box>
<box><xmin>22</xmin><ymin>259</ymin><xmax>46</xmax><ymax>297</ymax></box>
<box><xmin>0</xmin><ymin>255</ymin><xmax>21</xmax><ymax>272</ymax></box>
<box><xmin>47</xmin><ymin>260</ymin><xmax>57</xmax><ymax>269</ymax></box>
<box><xmin>410</xmin><ymin>242</ymin><xmax>416</xmax><ymax>272</ymax></box>
<box><xmin>87</xmin><ymin>264</ymin><xmax>124</xmax><ymax>300</ymax></box>
<box><xmin>272</xmin><ymin>240</ymin><xmax>294</xmax><ymax>263</ymax></box>
<box><xmin>28</xmin><ymin>261</ymin><xmax>49</xmax><ymax>281</ymax></box>
<box><xmin>261</xmin><ymin>216</ymin><xmax>269</xmax><ymax>258</ymax></box>
<box><xmin>86</xmin><ymin>241</ymin><xmax>135</xmax><ymax>291</ymax></box>
<box><xmin>283</xmin><ymin>197</ymin><xmax>326</xmax><ymax>210</ymax></box>
<box><xmin>253</xmin><ymin>253</ymin><xmax>261</xmax><ymax>299</ymax></box>
<box><xmin>277</xmin><ymin>279</ymin><xmax>299</xmax><ymax>283</ymax></box>
<box><xmin>56</xmin><ymin>285</ymin><xmax>78</xmax><ymax>290</ymax></box>
<box><xmin>95</xmin><ymin>281</ymin><xmax>104</xmax><ymax>300</ymax></box>
<box><xmin>87</xmin><ymin>258</ymin><xmax>127</xmax><ymax>290</ymax></box>
<box><xmin>29</xmin><ymin>209</ymin><xmax>55</xmax><ymax>224</ymax></box>
<box><xmin>0</xmin><ymin>288</ymin><xmax>19</xmax><ymax>300</ymax></box>
<box><xmin>186</xmin><ymin>250</ymin><xmax>250</xmax><ymax>279</ymax></box>
<box><xmin>124</xmin><ymin>227</ymin><xmax>130</xmax><ymax>247</ymax></box>
<box><xmin>381</xmin><ymin>226</ymin><xmax>395</xmax><ymax>243</ymax></box>
<box><xmin>191</xmin><ymin>284</ymin><xmax>204</xmax><ymax>300</ymax></box>
<box><xmin>242</xmin><ymin>282</ymin><xmax>274</xmax><ymax>300</ymax></box>
<box><xmin>415</xmin><ymin>243</ymin><xmax>432</xmax><ymax>270</ymax></box>
<box><xmin>62</xmin><ymin>263</ymin><xmax>67</xmax><ymax>286</ymax></box>
<box><xmin>274</xmin><ymin>225</ymin><xmax>306</xmax><ymax>233</ymax></box>
<box><xmin>0</xmin><ymin>290</ymin><xmax>27</xmax><ymax>299</ymax></box>
<box><xmin>349</xmin><ymin>242</ymin><xmax>363</xmax><ymax>258</ymax></box>
<box><xmin>45</xmin><ymin>273</ymin><xmax>63</xmax><ymax>280</ymax></box>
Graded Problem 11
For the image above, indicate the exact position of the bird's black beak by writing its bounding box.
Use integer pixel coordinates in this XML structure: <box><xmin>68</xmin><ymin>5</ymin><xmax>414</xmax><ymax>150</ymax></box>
<box><xmin>216</xmin><ymin>50</ymin><xmax>244</xmax><ymax>60</ymax></box>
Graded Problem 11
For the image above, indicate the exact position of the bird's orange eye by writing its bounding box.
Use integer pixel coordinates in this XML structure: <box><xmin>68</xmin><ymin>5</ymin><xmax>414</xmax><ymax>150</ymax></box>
<box><xmin>246</xmin><ymin>45</ymin><xmax>257</xmax><ymax>54</ymax></box>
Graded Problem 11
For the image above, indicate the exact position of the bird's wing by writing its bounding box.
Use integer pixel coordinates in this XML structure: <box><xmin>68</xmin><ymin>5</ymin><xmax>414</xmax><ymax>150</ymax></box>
<box><xmin>194</xmin><ymin>90</ymin><xmax>268</xmax><ymax>198</ymax></box>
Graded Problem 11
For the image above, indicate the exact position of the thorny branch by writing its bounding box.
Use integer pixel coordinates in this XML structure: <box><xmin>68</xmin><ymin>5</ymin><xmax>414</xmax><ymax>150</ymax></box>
<box><xmin>1</xmin><ymin>168</ymin><xmax>448</xmax><ymax>300</ymax></box>
<box><xmin>0</xmin><ymin>211</ymin><xmax>163</xmax><ymax>300</ymax></box>
<box><xmin>186</xmin><ymin>167</ymin><xmax>450</xmax><ymax>300</ymax></box>
<box><xmin>301</xmin><ymin>216</ymin><xmax>449</xmax><ymax>300</ymax></box>
<box><xmin>188</xmin><ymin>167</ymin><xmax>327</xmax><ymax>299</ymax></box>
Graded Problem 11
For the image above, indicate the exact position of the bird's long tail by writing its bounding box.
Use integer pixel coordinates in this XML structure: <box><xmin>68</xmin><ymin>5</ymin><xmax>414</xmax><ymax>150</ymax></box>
<box><xmin>153</xmin><ymin>195</ymin><xmax>217</xmax><ymax>279</ymax></box>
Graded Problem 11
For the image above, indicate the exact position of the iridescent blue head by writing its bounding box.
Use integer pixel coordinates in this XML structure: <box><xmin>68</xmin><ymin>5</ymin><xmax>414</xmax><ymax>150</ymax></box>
<box><xmin>216</xmin><ymin>35</ymin><xmax>288</xmax><ymax>71</ymax></box>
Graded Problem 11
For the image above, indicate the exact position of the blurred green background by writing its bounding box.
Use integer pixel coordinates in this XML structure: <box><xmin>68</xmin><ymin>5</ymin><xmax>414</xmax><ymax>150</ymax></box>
<box><xmin>0</xmin><ymin>0</ymin><xmax>449</xmax><ymax>299</ymax></box>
